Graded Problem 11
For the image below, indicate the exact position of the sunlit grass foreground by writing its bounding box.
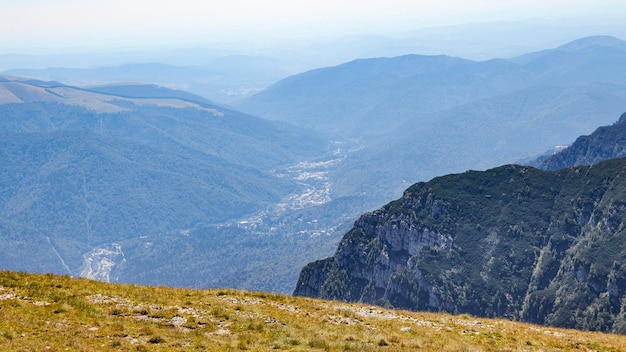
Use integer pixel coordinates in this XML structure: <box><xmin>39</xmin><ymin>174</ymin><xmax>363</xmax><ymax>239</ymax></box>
<box><xmin>0</xmin><ymin>271</ymin><xmax>625</xmax><ymax>351</ymax></box>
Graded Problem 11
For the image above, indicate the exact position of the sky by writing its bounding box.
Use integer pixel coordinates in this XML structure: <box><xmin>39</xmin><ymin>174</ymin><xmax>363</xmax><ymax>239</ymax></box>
<box><xmin>1</xmin><ymin>0</ymin><xmax>625</xmax><ymax>53</ymax></box>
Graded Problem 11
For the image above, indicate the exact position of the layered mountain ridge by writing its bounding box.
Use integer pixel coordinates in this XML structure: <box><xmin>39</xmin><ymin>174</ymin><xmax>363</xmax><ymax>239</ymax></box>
<box><xmin>237</xmin><ymin>35</ymin><xmax>626</xmax><ymax>208</ymax></box>
<box><xmin>237</xmin><ymin>35</ymin><xmax>626</xmax><ymax>140</ymax></box>
<box><xmin>3</xmin><ymin>36</ymin><xmax>626</xmax><ymax>297</ymax></box>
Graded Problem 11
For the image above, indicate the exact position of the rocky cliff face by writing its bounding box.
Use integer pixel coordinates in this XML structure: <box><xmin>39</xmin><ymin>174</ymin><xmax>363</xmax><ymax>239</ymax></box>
<box><xmin>294</xmin><ymin>159</ymin><xmax>626</xmax><ymax>333</ymax></box>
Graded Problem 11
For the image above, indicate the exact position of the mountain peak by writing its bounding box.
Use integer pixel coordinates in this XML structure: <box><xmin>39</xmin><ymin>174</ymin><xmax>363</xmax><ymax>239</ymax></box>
<box><xmin>510</xmin><ymin>35</ymin><xmax>626</xmax><ymax>67</ymax></box>
<box><xmin>556</xmin><ymin>35</ymin><xmax>626</xmax><ymax>52</ymax></box>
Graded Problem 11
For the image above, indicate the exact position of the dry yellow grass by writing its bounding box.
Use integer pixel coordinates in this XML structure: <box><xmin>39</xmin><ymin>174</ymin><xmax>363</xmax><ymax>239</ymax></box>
<box><xmin>0</xmin><ymin>271</ymin><xmax>625</xmax><ymax>351</ymax></box>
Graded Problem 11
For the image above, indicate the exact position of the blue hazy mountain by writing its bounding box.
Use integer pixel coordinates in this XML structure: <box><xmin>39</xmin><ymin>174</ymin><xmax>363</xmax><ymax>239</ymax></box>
<box><xmin>237</xmin><ymin>36</ymin><xmax>626</xmax><ymax>139</ymax></box>
<box><xmin>236</xmin><ymin>55</ymin><xmax>532</xmax><ymax>138</ymax></box>
<box><xmin>3</xmin><ymin>56</ymin><xmax>292</xmax><ymax>104</ymax></box>
<box><xmin>0</xmin><ymin>77</ymin><xmax>334</xmax><ymax>291</ymax></box>
<box><xmin>4</xmin><ymin>36</ymin><xmax>626</xmax><ymax>294</ymax></box>
<box><xmin>237</xmin><ymin>36</ymin><xmax>626</xmax><ymax>204</ymax></box>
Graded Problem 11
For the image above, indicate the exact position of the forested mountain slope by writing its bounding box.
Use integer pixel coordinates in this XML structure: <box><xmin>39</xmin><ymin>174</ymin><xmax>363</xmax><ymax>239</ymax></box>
<box><xmin>237</xmin><ymin>36</ymin><xmax>626</xmax><ymax>141</ymax></box>
<box><xmin>0</xmin><ymin>77</ymin><xmax>333</xmax><ymax>291</ymax></box>
<box><xmin>237</xmin><ymin>36</ymin><xmax>626</xmax><ymax>207</ymax></box>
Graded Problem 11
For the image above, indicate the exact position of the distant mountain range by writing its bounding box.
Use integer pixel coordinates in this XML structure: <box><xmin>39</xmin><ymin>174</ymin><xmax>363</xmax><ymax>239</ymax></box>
<box><xmin>0</xmin><ymin>77</ymin><xmax>326</xmax><ymax>167</ymax></box>
<box><xmin>237</xmin><ymin>35</ymin><xmax>626</xmax><ymax>206</ymax></box>
<box><xmin>2</xmin><ymin>36</ymin><xmax>626</xmax><ymax>297</ymax></box>
<box><xmin>237</xmin><ymin>54</ymin><xmax>523</xmax><ymax>137</ymax></box>
<box><xmin>237</xmin><ymin>36</ymin><xmax>626</xmax><ymax>139</ymax></box>
<box><xmin>3</xmin><ymin>20</ymin><xmax>625</xmax><ymax>101</ymax></box>
<box><xmin>530</xmin><ymin>112</ymin><xmax>626</xmax><ymax>171</ymax></box>
<box><xmin>2</xmin><ymin>56</ymin><xmax>292</xmax><ymax>104</ymax></box>
<box><xmin>0</xmin><ymin>76</ymin><xmax>213</xmax><ymax>111</ymax></box>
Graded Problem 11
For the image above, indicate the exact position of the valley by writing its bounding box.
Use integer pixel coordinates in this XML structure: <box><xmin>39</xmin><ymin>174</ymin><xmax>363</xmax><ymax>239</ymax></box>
<box><xmin>2</xmin><ymin>30</ymin><xmax>626</xmax><ymax>339</ymax></box>
<box><xmin>5</xmin><ymin>0</ymin><xmax>626</xmax><ymax>346</ymax></box>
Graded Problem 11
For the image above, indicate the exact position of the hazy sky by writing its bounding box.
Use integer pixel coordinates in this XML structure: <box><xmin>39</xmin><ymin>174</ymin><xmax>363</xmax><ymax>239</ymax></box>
<box><xmin>1</xmin><ymin>0</ymin><xmax>625</xmax><ymax>52</ymax></box>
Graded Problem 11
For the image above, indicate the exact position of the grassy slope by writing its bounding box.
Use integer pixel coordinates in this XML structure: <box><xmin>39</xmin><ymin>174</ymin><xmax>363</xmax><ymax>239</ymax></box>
<box><xmin>0</xmin><ymin>272</ymin><xmax>625</xmax><ymax>351</ymax></box>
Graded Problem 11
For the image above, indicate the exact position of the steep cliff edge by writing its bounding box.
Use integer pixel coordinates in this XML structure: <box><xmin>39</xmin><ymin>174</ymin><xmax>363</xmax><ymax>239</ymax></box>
<box><xmin>294</xmin><ymin>159</ymin><xmax>626</xmax><ymax>333</ymax></box>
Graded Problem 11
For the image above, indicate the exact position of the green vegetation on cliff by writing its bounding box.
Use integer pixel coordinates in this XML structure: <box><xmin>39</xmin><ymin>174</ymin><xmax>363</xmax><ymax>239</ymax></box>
<box><xmin>295</xmin><ymin>158</ymin><xmax>626</xmax><ymax>334</ymax></box>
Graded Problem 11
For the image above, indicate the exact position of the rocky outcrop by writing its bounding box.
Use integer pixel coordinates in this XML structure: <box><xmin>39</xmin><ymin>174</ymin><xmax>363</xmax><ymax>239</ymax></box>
<box><xmin>294</xmin><ymin>159</ymin><xmax>626</xmax><ymax>333</ymax></box>
<box><xmin>80</xmin><ymin>243</ymin><xmax>126</xmax><ymax>282</ymax></box>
